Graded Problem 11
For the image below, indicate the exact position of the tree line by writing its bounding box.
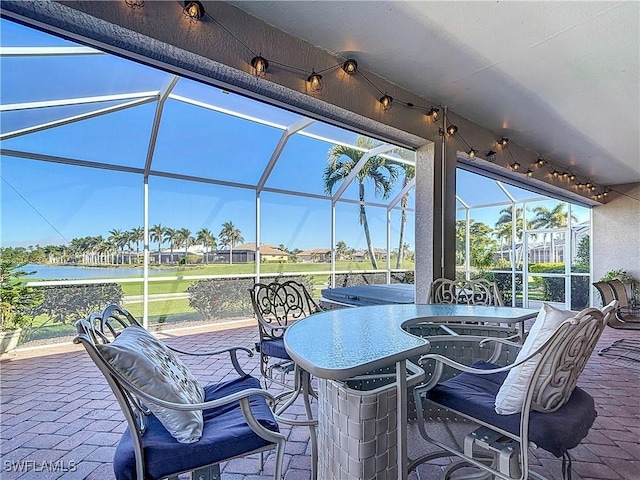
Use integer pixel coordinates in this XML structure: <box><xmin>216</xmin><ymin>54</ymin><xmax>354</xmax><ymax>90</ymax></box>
<box><xmin>11</xmin><ymin>221</ymin><xmax>245</xmax><ymax>266</ymax></box>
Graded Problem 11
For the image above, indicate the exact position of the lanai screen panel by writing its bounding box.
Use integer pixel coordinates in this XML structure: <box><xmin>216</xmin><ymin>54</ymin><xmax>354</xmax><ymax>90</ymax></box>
<box><xmin>457</xmin><ymin>169</ymin><xmax>512</xmax><ymax>206</ymax></box>
<box><xmin>0</xmin><ymin>156</ymin><xmax>142</xmax><ymax>279</ymax></box>
<box><xmin>336</xmin><ymin>151</ymin><xmax>415</xmax><ymax>207</ymax></box>
<box><xmin>334</xmin><ymin>202</ymin><xmax>388</xmax><ymax>264</ymax></box>
<box><xmin>389</xmin><ymin>209</ymin><xmax>415</xmax><ymax>269</ymax></box>
<box><xmin>2</xmin><ymin>102</ymin><xmax>158</xmax><ymax>168</ymax></box>
<box><xmin>148</xmin><ymin>176</ymin><xmax>256</xmax><ymax>250</ymax></box>
<box><xmin>266</xmin><ymin>132</ymin><xmax>337</xmax><ymax>196</ymax></box>
<box><xmin>151</xmin><ymin>95</ymin><xmax>283</xmax><ymax>184</ymax></box>
<box><xmin>259</xmin><ymin>192</ymin><xmax>331</xmax><ymax>254</ymax></box>
<box><xmin>172</xmin><ymin>79</ymin><xmax>304</xmax><ymax>128</ymax></box>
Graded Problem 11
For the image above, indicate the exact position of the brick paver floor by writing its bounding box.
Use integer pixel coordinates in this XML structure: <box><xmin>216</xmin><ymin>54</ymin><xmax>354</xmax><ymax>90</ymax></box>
<box><xmin>1</xmin><ymin>320</ymin><xmax>639</xmax><ymax>479</ymax></box>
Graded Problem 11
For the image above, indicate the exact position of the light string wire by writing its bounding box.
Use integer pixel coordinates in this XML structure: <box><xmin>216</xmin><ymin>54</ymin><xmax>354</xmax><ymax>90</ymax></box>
<box><xmin>1</xmin><ymin>176</ymin><xmax>70</xmax><ymax>243</ymax></box>
<box><xmin>178</xmin><ymin>0</ymin><xmax>612</xmax><ymax>199</ymax></box>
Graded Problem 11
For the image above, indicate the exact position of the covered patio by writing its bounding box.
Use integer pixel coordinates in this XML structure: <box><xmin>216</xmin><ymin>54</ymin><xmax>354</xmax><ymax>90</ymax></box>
<box><xmin>2</xmin><ymin>320</ymin><xmax>639</xmax><ymax>480</ymax></box>
<box><xmin>1</xmin><ymin>2</ymin><xmax>639</xmax><ymax>479</ymax></box>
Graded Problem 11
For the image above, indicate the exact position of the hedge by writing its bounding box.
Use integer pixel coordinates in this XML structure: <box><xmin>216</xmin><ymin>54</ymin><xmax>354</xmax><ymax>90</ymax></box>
<box><xmin>187</xmin><ymin>275</ymin><xmax>316</xmax><ymax>320</ymax></box>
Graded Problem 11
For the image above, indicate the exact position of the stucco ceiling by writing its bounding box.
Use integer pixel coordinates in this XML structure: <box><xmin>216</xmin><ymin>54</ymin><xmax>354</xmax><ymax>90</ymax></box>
<box><xmin>229</xmin><ymin>1</ymin><xmax>640</xmax><ymax>187</ymax></box>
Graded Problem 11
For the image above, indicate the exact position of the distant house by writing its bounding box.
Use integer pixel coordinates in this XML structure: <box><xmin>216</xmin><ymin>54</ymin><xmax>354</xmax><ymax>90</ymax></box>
<box><xmin>230</xmin><ymin>243</ymin><xmax>289</xmax><ymax>263</ymax></box>
<box><xmin>352</xmin><ymin>248</ymin><xmax>387</xmax><ymax>262</ymax></box>
<box><xmin>152</xmin><ymin>245</ymin><xmax>209</xmax><ymax>264</ymax></box>
<box><xmin>298</xmin><ymin>248</ymin><xmax>331</xmax><ymax>263</ymax></box>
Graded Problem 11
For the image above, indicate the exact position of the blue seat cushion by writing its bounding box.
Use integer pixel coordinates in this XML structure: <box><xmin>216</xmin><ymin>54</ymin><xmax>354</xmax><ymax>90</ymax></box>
<box><xmin>114</xmin><ymin>375</ymin><xmax>279</xmax><ymax>480</ymax></box>
<box><xmin>259</xmin><ymin>337</ymin><xmax>290</xmax><ymax>360</ymax></box>
<box><xmin>426</xmin><ymin>361</ymin><xmax>596</xmax><ymax>457</ymax></box>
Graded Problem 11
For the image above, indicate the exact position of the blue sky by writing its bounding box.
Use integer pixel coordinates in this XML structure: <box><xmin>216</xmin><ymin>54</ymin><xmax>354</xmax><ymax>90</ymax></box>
<box><xmin>0</xmin><ymin>19</ymin><xmax>587</xmax><ymax>252</ymax></box>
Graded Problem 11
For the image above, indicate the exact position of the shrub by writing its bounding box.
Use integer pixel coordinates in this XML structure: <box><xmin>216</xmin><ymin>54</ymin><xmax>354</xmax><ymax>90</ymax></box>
<box><xmin>35</xmin><ymin>283</ymin><xmax>124</xmax><ymax>325</ymax></box>
<box><xmin>488</xmin><ymin>271</ymin><xmax>523</xmax><ymax>305</ymax></box>
<box><xmin>529</xmin><ymin>263</ymin><xmax>589</xmax><ymax>309</ymax></box>
<box><xmin>187</xmin><ymin>275</ymin><xmax>316</xmax><ymax>320</ymax></box>
<box><xmin>0</xmin><ymin>253</ymin><xmax>44</xmax><ymax>331</ymax></box>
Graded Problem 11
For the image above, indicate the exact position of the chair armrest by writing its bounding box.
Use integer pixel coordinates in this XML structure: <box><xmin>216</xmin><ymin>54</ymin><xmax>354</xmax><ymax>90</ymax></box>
<box><xmin>415</xmin><ymin>333</ymin><xmax>553</xmax><ymax>394</ymax></box>
<box><xmin>166</xmin><ymin>345</ymin><xmax>253</xmax><ymax>376</ymax></box>
<box><xmin>255</xmin><ymin>313</ymin><xmax>288</xmax><ymax>337</ymax></box>
<box><xmin>424</xmin><ymin>334</ymin><xmax>521</xmax><ymax>364</ymax></box>
<box><xmin>107</xmin><ymin>368</ymin><xmax>285</xmax><ymax>445</ymax></box>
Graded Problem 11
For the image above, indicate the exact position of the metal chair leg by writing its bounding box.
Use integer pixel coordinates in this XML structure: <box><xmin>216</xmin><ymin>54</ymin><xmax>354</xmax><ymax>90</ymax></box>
<box><xmin>301</xmin><ymin>369</ymin><xmax>318</xmax><ymax>480</ymax></box>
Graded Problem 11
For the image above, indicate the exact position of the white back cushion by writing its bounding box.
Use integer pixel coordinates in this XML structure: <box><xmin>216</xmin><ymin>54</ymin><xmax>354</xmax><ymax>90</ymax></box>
<box><xmin>495</xmin><ymin>303</ymin><xmax>575</xmax><ymax>415</ymax></box>
<box><xmin>98</xmin><ymin>326</ymin><xmax>205</xmax><ymax>443</ymax></box>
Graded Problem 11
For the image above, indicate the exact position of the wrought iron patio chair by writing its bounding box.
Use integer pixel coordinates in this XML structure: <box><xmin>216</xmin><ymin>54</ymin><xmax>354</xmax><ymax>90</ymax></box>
<box><xmin>248</xmin><ymin>280</ymin><xmax>321</xmax><ymax>479</ymax></box>
<box><xmin>74</xmin><ymin>304</ymin><xmax>286</xmax><ymax>480</ymax></box>
<box><xmin>427</xmin><ymin>278</ymin><xmax>505</xmax><ymax>306</ymax></box>
<box><xmin>412</xmin><ymin>301</ymin><xmax>617</xmax><ymax>480</ymax></box>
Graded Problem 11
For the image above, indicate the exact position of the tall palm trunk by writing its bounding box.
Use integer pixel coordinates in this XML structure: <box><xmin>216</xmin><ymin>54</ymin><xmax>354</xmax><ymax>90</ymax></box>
<box><xmin>396</xmin><ymin>195</ymin><xmax>408</xmax><ymax>268</ymax></box>
<box><xmin>360</xmin><ymin>183</ymin><xmax>378</xmax><ymax>269</ymax></box>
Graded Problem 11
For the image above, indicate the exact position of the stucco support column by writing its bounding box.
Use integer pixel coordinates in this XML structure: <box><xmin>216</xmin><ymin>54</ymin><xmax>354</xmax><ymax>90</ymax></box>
<box><xmin>440</xmin><ymin>138</ymin><xmax>458</xmax><ymax>280</ymax></box>
<box><xmin>415</xmin><ymin>142</ymin><xmax>435</xmax><ymax>304</ymax></box>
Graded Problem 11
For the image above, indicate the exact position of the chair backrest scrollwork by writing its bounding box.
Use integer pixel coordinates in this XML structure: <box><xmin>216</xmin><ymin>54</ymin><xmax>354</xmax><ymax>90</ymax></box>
<box><xmin>427</xmin><ymin>278</ymin><xmax>504</xmax><ymax>306</ymax></box>
<box><xmin>530</xmin><ymin>302</ymin><xmax>616</xmax><ymax>413</ymax></box>
<box><xmin>249</xmin><ymin>280</ymin><xmax>322</xmax><ymax>340</ymax></box>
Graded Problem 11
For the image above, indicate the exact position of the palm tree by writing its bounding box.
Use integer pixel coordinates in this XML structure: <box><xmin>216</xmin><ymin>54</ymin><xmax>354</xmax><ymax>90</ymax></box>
<box><xmin>69</xmin><ymin>237</ymin><xmax>87</xmax><ymax>264</ymax></box>
<box><xmin>129</xmin><ymin>227</ymin><xmax>144</xmax><ymax>264</ymax></box>
<box><xmin>494</xmin><ymin>206</ymin><xmax>526</xmax><ymax>264</ymax></box>
<box><xmin>175</xmin><ymin>228</ymin><xmax>193</xmax><ymax>263</ymax></box>
<box><xmin>163</xmin><ymin>228</ymin><xmax>178</xmax><ymax>264</ymax></box>
<box><xmin>219</xmin><ymin>221</ymin><xmax>244</xmax><ymax>265</ymax></box>
<box><xmin>335</xmin><ymin>240</ymin><xmax>348</xmax><ymax>261</ymax></box>
<box><xmin>150</xmin><ymin>224</ymin><xmax>166</xmax><ymax>264</ymax></box>
<box><xmin>108</xmin><ymin>229</ymin><xmax>127</xmax><ymax>264</ymax></box>
<box><xmin>96</xmin><ymin>237</ymin><xmax>111</xmax><ymax>264</ymax></box>
<box><xmin>396</xmin><ymin>164</ymin><xmax>415</xmax><ymax>268</ymax></box>
<box><xmin>86</xmin><ymin>236</ymin><xmax>103</xmax><ymax>264</ymax></box>
<box><xmin>530</xmin><ymin>204</ymin><xmax>575</xmax><ymax>262</ymax></box>
<box><xmin>196</xmin><ymin>228</ymin><xmax>216</xmax><ymax>264</ymax></box>
<box><xmin>323</xmin><ymin>137</ymin><xmax>400</xmax><ymax>269</ymax></box>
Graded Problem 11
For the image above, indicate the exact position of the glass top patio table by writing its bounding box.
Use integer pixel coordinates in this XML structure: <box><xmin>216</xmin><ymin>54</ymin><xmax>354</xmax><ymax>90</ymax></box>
<box><xmin>284</xmin><ymin>303</ymin><xmax>538</xmax><ymax>380</ymax></box>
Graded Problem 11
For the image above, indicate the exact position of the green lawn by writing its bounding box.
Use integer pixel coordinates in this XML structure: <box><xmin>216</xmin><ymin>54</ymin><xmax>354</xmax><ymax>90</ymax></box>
<box><xmin>22</xmin><ymin>260</ymin><xmax>414</xmax><ymax>346</ymax></box>
<box><xmin>121</xmin><ymin>261</ymin><xmax>415</xmax><ymax>296</ymax></box>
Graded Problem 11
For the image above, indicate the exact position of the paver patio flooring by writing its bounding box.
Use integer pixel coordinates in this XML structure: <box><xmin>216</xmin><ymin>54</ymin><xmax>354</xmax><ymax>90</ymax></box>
<box><xmin>2</xmin><ymin>320</ymin><xmax>639</xmax><ymax>479</ymax></box>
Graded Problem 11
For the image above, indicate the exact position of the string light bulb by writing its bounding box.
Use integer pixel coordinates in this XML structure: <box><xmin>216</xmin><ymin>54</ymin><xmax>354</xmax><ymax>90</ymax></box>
<box><xmin>251</xmin><ymin>55</ymin><xmax>269</xmax><ymax>77</ymax></box>
<box><xmin>307</xmin><ymin>71</ymin><xmax>323</xmax><ymax>92</ymax></box>
<box><xmin>468</xmin><ymin>148</ymin><xmax>477</xmax><ymax>158</ymax></box>
<box><xmin>379</xmin><ymin>94</ymin><xmax>393</xmax><ymax>111</ymax></box>
<box><xmin>446</xmin><ymin>124</ymin><xmax>458</xmax><ymax>136</ymax></box>
<box><xmin>183</xmin><ymin>1</ymin><xmax>204</xmax><ymax>21</ymax></box>
<box><xmin>510</xmin><ymin>162</ymin><xmax>521</xmax><ymax>171</ymax></box>
<box><xmin>342</xmin><ymin>59</ymin><xmax>358</xmax><ymax>75</ymax></box>
<box><xmin>552</xmin><ymin>170</ymin><xmax>560</xmax><ymax>178</ymax></box>
<box><xmin>498</xmin><ymin>137</ymin><xmax>509</xmax><ymax>148</ymax></box>
<box><xmin>569</xmin><ymin>173</ymin><xmax>576</xmax><ymax>181</ymax></box>
<box><xmin>426</xmin><ymin>107</ymin><xmax>439</xmax><ymax>121</ymax></box>
<box><xmin>525</xmin><ymin>169</ymin><xmax>534</xmax><ymax>177</ymax></box>
<box><xmin>536</xmin><ymin>157</ymin><xmax>546</xmax><ymax>167</ymax></box>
